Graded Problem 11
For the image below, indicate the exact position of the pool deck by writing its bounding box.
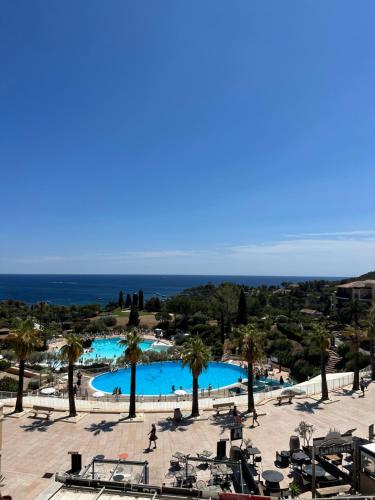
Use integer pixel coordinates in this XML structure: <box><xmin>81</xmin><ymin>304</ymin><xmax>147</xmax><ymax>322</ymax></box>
<box><xmin>1</xmin><ymin>382</ymin><xmax>374</xmax><ymax>500</ymax></box>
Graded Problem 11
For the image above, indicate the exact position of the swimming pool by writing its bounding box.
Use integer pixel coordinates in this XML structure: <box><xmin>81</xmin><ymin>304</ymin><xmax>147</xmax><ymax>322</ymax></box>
<box><xmin>80</xmin><ymin>337</ymin><xmax>169</xmax><ymax>362</ymax></box>
<box><xmin>91</xmin><ymin>361</ymin><xmax>249</xmax><ymax>395</ymax></box>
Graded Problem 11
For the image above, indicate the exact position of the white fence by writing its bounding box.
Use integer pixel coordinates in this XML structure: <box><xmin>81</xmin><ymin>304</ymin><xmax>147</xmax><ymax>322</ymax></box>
<box><xmin>0</xmin><ymin>366</ymin><xmax>371</xmax><ymax>413</ymax></box>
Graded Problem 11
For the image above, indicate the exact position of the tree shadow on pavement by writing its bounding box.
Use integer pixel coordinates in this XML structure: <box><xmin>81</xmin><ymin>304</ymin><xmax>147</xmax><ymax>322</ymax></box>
<box><xmin>84</xmin><ymin>419</ymin><xmax>119</xmax><ymax>434</ymax></box>
<box><xmin>294</xmin><ymin>400</ymin><xmax>324</xmax><ymax>414</ymax></box>
<box><xmin>20</xmin><ymin>418</ymin><xmax>54</xmax><ymax>432</ymax></box>
<box><xmin>157</xmin><ymin>418</ymin><xmax>191</xmax><ymax>432</ymax></box>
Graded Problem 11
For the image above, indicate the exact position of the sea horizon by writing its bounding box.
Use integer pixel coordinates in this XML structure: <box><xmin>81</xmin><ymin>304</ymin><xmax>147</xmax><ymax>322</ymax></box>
<box><xmin>0</xmin><ymin>273</ymin><xmax>346</xmax><ymax>306</ymax></box>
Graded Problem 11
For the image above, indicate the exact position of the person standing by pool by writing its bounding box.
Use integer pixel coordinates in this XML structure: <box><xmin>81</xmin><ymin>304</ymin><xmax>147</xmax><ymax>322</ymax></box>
<box><xmin>360</xmin><ymin>377</ymin><xmax>366</xmax><ymax>397</ymax></box>
<box><xmin>252</xmin><ymin>408</ymin><xmax>259</xmax><ymax>427</ymax></box>
<box><xmin>147</xmin><ymin>424</ymin><xmax>158</xmax><ymax>450</ymax></box>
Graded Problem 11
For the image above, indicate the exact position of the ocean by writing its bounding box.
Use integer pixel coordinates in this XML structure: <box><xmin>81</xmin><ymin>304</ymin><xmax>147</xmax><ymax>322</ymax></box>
<box><xmin>0</xmin><ymin>274</ymin><xmax>343</xmax><ymax>306</ymax></box>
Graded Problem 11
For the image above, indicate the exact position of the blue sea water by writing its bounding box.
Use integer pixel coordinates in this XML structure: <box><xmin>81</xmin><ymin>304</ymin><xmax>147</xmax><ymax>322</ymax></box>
<box><xmin>0</xmin><ymin>274</ymin><xmax>342</xmax><ymax>306</ymax></box>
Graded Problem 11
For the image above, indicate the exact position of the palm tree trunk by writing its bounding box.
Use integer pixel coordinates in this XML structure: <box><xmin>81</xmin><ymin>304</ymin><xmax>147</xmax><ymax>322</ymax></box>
<box><xmin>191</xmin><ymin>376</ymin><xmax>199</xmax><ymax>417</ymax></box>
<box><xmin>320</xmin><ymin>348</ymin><xmax>328</xmax><ymax>401</ymax></box>
<box><xmin>15</xmin><ymin>358</ymin><xmax>25</xmax><ymax>413</ymax></box>
<box><xmin>68</xmin><ymin>363</ymin><xmax>77</xmax><ymax>417</ymax></box>
<box><xmin>247</xmin><ymin>361</ymin><xmax>254</xmax><ymax>413</ymax></box>
<box><xmin>370</xmin><ymin>340</ymin><xmax>375</xmax><ymax>381</ymax></box>
<box><xmin>352</xmin><ymin>350</ymin><xmax>360</xmax><ymax>391</ymax></box>
<box><xmin>129</xmin><ymin>363</ymin><xmax>136</xmax><ymax>418</ymax></box>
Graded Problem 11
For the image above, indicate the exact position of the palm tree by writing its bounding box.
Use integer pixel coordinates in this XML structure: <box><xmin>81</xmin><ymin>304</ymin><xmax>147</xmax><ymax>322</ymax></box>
<box><xmin>340</xmin><ymin>299</ymin><xmax>365</xmax><ymax>326</ymax></box>
<box><xmin>311</xmin><ymin>323</ymin><xmax>330</xmax><ymax>401</ymax></box>
<box><xmin>238</xmin><ymin>324</ymin><xmax>264</xmax><ymax>413</ymax></box>
<box><xmin>181</xmin><ymin>336</ymin><xmax>210</xmax><ymax>417</ymax></box>
<box><xmin>60</xmin><ymin>334</ymin><xmax>84</xmax><ymax>417</ymax></box>
<box><xmin>342</xmin><ymin>326</ymin><xmax>366</xmax><ymax>391</ymax></box>
<box><xmin>7</xmin><ymin>317</ymin><xmax>41</xmax><ymax>413</ymax></box>
<box><xmin>119</xmin><ymin>330</ymin><xmax>143</xmax><ymax>418</ymax></box>
<box><xmin>366</xmin><ymin>306</ymin><xmax>375</xmax><ymax>381</ymax></box>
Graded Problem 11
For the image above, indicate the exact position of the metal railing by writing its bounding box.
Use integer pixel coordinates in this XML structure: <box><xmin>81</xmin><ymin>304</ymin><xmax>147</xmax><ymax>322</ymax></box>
<box><xmin>0</xmin><ymin>366</ymin><xmax>371</xmax><ymax>411</ymax></box>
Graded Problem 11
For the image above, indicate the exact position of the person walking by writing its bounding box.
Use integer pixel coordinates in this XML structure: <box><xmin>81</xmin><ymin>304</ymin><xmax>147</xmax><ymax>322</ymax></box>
<box><xmin>360</xmin><ymin>377</ymin><xmax>366</xmax><ymax>397</ymax></box>
<box><xmin>147</xmin><ymin>423</ymin><xmax>158</xmax><ymax>450</ymax></box>
<box><xmin>252</xmin><ymin>408</ymin><xmax>259</xmax><ymax>427</ymax></box>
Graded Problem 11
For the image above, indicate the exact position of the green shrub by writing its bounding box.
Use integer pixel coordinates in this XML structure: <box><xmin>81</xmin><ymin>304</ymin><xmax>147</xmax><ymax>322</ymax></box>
<box><xmin>0</xmin><ymin>376</ymin><xmax>18</xmax><ymax>392</ymax></box>
<box><xmin>28</xmin><ymin>379</ymin><xmax>40</xmax><ymax>391</ymax></box>
<box><xmin>0</xmin><ymin>359</ymin><xmax>11</xmax><ymax>371</ymax></box>
<box><xmin>81</xmin><ymin>338</ymin><xmax>93</xmax><ymax>348</ymax></box>
<box><xmin>102</xmin><ymin>316</ymin><xmax>117</xmax><ymax>327</ymax></box>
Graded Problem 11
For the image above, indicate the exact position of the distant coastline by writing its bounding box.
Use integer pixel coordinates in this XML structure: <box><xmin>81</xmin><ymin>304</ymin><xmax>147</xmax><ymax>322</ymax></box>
<box><xmin>0</xmin><ymin>274</ymin><xmax>345</xmax><ymax>306</ymax></box>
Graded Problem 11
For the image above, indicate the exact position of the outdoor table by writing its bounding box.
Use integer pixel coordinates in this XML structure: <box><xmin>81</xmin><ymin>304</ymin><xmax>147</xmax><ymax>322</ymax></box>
<box><xmin>262</xmin><ymin>470</ymin><xmax>284</xmax><ymax>484</ymax></box>
<box><xmin>324</xmin><ymin>454</ymin><xmax>341</xmax><ymax>461</ymax></box>
<box><xmin>173</xmin><ymin>452</ymin><xmax>187</xmax><ymax>460</ymax></box>
<box><xmin>247</xmin><ymin>446</ymin><xmax>261</xmax><ymax>465</ymax></box>
<box><xmin>113</xmin><ymin>474</ymin><xmax>125</xmax><ymax>481</ymax></box>
<box><xmin>324</xmin><ymin>454</ymin><xmax>342</xmax><ymax>465</ymax></box>
<box><xmin>119</xmin><ymin>452</ymin><xmax>129</xmax><ymax>460</ymax></box>
<box><xmin>292</xmin><ymin>451</ymin><xmax>310</xmax><ymax>469</ymax></box>
<box><xmin>292</xmin><ymin>451</ymin><xmax>309</xmax><ymax>462</ymax></box>
<box><xmin>303</xmin><ymin>464</ymin><xmax>326</xmax><ymax>477</ymax></box>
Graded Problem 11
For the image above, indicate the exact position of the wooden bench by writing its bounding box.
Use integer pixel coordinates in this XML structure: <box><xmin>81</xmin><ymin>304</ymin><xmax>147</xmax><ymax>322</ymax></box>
<box><xmin>213</xmin><ymin>402</ymin><xmax>234</xmax><ymax>414</ymax></box>
<box><xmin>276</xmin><ymin>395</ymin><xmax>294</xmax><ymax>405</ymax></box>
<box><xmin>32</xmin><ymin>405</ymin><xmax>54</xmax><ymax>420</ymax></box>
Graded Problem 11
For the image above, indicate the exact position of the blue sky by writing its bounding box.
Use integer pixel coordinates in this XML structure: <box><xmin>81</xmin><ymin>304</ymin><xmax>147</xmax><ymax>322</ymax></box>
<box><xmin>1</xmin><ymin>1</ymin><xmax>374</xmax><ymax>276</ymax></box>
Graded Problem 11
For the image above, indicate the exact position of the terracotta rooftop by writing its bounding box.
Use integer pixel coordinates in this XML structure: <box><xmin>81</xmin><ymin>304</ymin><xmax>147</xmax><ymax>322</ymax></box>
<box><xmin>337</xmin><ymin>280</ymin><xmax>375</xmax><ymax>289</ymax></box>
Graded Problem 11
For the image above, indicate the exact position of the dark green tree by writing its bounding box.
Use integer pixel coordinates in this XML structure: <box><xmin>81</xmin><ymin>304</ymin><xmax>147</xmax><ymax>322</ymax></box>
<box><xmin>118</xmin><ymin>291</ymin><xmax>124</xmax><ymax>310</ymax></box>
<box><xmin>237</xmin><ymin>288</ymin><xmax>248</xmax><ymax>325</ymax></box>
<box><xmin>128</xmin><ymin>305</ymin><xmax>140</xmax><ymax>327</ymax></box>
<box><xmin>138</xmin><ymin>290</ymin><xmax>144</xmax><ymax>310</ymax></box>
<box><xmin>145</xmin><ymin>297</ymin><xmax>161</xmax><ymax>312</ymax></box>
<box><xmin>125</xmin><ymin>294</ymin><xmax>132</xmax><ymax>308</ymax></box>
<box><xmin>132</xmin><ymin>293</ymin><xmax>139</xmax><ymax>308</ymax></box>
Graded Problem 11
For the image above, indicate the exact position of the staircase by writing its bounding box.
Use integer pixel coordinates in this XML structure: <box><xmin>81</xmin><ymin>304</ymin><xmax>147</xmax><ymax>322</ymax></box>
<box><xmin>326</xmin><ymin>349</ymin><xmax>342</xmax><ymax>373</ymax></box>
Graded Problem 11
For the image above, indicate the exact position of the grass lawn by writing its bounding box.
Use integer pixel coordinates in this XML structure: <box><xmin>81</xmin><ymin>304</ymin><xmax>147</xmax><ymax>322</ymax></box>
<box><xmin>112</xmin><ymin>308</ymin><xmax>153</xmax><ymax>317</ymax></box>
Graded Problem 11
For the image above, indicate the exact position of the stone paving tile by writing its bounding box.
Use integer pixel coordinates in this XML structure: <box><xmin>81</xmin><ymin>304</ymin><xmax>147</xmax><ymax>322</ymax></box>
<box><xmin>1</xmin><ymin>383</ymin><xmax>374</xmax><ymax>500</ymax></box>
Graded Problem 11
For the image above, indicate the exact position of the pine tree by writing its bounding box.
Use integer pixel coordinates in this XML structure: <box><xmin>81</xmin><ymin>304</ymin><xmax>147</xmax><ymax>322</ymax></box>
<box><xmin>237</xmin><ymin>288</ymin><xmax>248</xmax><ymax>325</ymax></box>
<box><xmin>128</xmin><ymin>305</ymin><xmax>140</xmax><ymax>327</ymax></box>
<box><xmin>125</xmin><ymin>293</ymin><xmax>132</xmax><ymax>308</ymax></box>
<box><xmin>138</xmin><ymin>290</ymin><xmax>144</xmax><ymax>310</ymax></box>
<box><xmin>132</xmin><ymin>293</ymin><xmax>139</xmax><ymax>308</ymax></box>
<box><xmin>118</xmin><ymin>290</ymin><xmax>124</xmax><ymax>310</ymax></box>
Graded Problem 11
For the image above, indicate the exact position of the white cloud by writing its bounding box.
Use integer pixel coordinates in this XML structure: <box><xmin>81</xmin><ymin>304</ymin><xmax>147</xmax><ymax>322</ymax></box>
<box><xmin>2</xmin><ymin>232</ymin><xmax>374</xmax><ymax>275</ymax></box>
<box><xmin>284</xmin><ymin>229</ymin><xmax>375</xmax><ymax>238</ymax></box>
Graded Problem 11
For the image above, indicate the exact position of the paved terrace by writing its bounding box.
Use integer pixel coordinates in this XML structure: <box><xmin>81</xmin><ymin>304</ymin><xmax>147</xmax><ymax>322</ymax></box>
<box><xmin>1</xmin><ymin>382</ymin><xmax>374</xmax><ymax>500</ymax></box>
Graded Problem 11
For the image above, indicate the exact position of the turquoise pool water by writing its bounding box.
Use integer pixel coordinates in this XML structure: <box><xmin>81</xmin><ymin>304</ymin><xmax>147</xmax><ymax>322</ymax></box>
<box><xmin>80</xmin><ymin>337</ymin><xmax>168</xmax><ymax>362</ymax></box>
<box><xmin>91</xmin><ymin>361</ymin><xmax>249</xmax><ymax>395</ymax></box>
